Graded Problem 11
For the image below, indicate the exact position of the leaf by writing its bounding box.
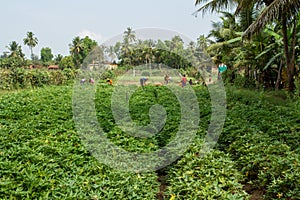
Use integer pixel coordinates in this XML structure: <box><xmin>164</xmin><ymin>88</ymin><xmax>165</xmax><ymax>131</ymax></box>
<box><xmin>263</xmin><ymin>52</ymin><xmax>283</xmax><ymax>70</ymax></box>
<box><xmin>225</xmin><ymin>36</ymin><xmax>242</xmax><ymax>44</ymax></box>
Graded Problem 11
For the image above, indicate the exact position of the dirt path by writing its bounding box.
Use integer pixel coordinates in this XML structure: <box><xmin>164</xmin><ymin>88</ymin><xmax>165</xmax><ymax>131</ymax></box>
<box><xmin>156</xmin><ymin>169</ymin><xmax>168</xmax><ymax>200</ymax></box>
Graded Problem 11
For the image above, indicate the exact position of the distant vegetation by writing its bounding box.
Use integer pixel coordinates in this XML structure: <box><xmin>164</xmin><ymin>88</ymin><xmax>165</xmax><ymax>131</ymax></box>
<box><xmin>0</xmin><ymin>85</ymin><xmax>299</xmax><ymax>199</ymax></box>
<box><xmin>1</xmin><ymin>0</ymin><xmax>300</xmax><ymax>95</ymax></box>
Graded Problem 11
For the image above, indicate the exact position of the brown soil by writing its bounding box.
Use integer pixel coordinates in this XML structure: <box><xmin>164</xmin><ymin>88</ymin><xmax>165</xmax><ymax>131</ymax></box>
<box><xmin>243</xmin><ymin>183</ymin><xmax>266</xmax><ymax>200</ymax></box>
<box><xmin>156</xmin><ymin>170</ymin><xmax>168</xmax><ymax>200</ymax></box>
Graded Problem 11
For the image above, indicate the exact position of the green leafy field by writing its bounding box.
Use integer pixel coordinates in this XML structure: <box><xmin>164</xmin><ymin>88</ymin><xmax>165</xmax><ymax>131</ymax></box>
<box><xmin>0</xmin><ymin>84</ymin><xmax>299</xmax><ymax>199</ymax></box>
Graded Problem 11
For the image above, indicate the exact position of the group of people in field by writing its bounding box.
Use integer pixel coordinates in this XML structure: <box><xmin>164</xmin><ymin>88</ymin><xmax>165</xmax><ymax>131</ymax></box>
<box><xmin>140</xmin><ymin>74</ymin><xmax>193</xmax><ymax>88</ymax></box>
<box><xmin>80</xmin><ymin>74</ymin><xmax>193</xmax><ymax>88</ymax></box>
<box><xmin>80</xmin><ymin>78</ymin><xmax>94</xmax><ymax>85</ymax></box>
<box><xmin>80</xmin><ymin>77</ymin><xmax>113</xmax><ymax>85</ymax></box>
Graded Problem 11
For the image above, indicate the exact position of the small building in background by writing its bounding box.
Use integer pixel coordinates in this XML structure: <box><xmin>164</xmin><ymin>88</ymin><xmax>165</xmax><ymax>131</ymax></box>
<box><xmin>29</xmin><ymin>65</ymin><xmax>43</xmax><ymax>69</ymax></box>
<box><xmin>48</xmin><ymin>65</ymin><xmax>59</xmax><ymax>70</ymax></box>
<box><xmin>87</xmin><ymin>61</ymin><xmax>118</xmax><ymax>70</ymax></box>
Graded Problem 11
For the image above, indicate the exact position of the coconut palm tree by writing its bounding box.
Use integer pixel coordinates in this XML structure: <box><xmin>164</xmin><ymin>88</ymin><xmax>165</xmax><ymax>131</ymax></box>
<box><xmin>197</xmin><ymin>34</ymin><xmax>212</xmax><ymax>51</ymax></box>
<box><xmin>69</xmin><ymin>36</ymin><xmax>84</xmax><ymax>68</ymax></box>
<box><xmin>6</xmin><ymin>41</ymin><xmax>24</xmax><ymax>58</ymax></box>
<box><xmin>106</xmin><ymin>46</ymin><xmax>116</xmax><ymax>62</ymax></box>
<box><xmin>23</xmin><ymin>31</ymin><xmax>38</xmax><ymax>60</ymax></box>
<box><xmin>123</xmin><ymin>27</ymin><xmax>136</xmax><ymax>44</ymax></box>
<box><xmin>242</xmin><ymin>0</ymin><xmax>300</xmax><ymax>91</ymax></box>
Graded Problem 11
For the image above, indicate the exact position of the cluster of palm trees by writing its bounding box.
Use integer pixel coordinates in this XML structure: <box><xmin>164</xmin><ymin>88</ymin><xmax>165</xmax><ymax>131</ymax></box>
<box><xmin>194</xmin><ymin>0</ymin><xmax>300</xmax><ymax>91</ymax></box>
<box><xmin>69</xmin><ymin>36</ymin><xmax>100</xmax><ymax>68</ymax></box>
<box><xmin>3</xmin><ymin>31</ymin><xmax>38</xmax><ymax>60</ymax></box>
<box><xmin>0</xmin><ymin>32</ymin><xmax>38</xmax><ymax>69</ymax></box>
<box><xmin>1</xmin><ymin>32</ymin><xmax>99</xmax><ymax>70</ymax></box>
<box><xmin>112</xmin><ymin>27</ymin><xmax>210</xmax><ymax>71</ymax></box>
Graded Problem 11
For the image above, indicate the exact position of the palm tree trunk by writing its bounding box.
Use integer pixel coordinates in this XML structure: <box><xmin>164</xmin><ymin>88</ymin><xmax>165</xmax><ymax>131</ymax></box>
<box><xmin>289</xmin><ymin>17</ymin><xmax>298</xmax><ymax>89</ymax></box>
<box><xmin>30</xmin><ymin>47</ymin><xmax>33</xmax><ymax>60</ymax></box>
<box><xmin>282</xmin><ymin>16</ymin><xmax>292</xmax><ymax>91</ymax></box>
<box><xmin>245</xmin><ymin>65</ymin><xmax>249</xmax><ymax>79</ymax></box>
<box><xmin>282</xmin><ymin>15</ymin><xmax>297</xmax><ymax>92</ymax></box>
<box><xmin>275</xmin><ymin>60</ymin><xmax>283</xmax><ymax>91</ymax></box>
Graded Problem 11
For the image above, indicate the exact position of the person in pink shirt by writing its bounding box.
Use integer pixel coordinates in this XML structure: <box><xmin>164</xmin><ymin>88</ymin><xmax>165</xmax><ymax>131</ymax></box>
<box><xmin>181</xmin><ymin>74</ymin><xmax>187</xmax><ymax>87</ymax></box>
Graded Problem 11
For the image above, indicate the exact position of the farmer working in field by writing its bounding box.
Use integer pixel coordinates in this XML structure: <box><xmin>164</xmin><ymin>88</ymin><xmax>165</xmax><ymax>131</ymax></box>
<box><xmin>164</xmin><ymin>74</ymin><xmax>170</xmax><ymax>84</ymax></box>
<box><xmin>106</xmin><ymin>78</ymin><xmax>113</xmax><ymax>85</ymax></box>
<box><xmin>80</xmin><ymin>78</ymin><xmax>86</xmax><ymax>85</ymax></box>
<box><xmin>89</xmin><ymin>78</ymin><xmax>95</xmax><ymax>84</ymax></box>
<box><xmin>140</xmin><ymin>77</ymin><xmax>148</xmax><ymax>88</ymax></box>
<box><xmin>181</xmin><ymin>74</ymin><xmax>187</xmax><ymax>87</ymax></box>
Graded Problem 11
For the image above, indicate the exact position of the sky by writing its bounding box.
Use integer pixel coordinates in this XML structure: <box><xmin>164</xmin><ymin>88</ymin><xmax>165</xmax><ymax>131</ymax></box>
<box><xmin>1</xmin><ymin>0</ymin><xmax>221</xmax><ymax>58</ymax></box>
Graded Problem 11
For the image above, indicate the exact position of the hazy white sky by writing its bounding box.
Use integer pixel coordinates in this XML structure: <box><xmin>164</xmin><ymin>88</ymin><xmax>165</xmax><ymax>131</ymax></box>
<box><xmin>1</xmin><ymin>0</ymin><xmax>220</xmax><ymax>58</ymax></box>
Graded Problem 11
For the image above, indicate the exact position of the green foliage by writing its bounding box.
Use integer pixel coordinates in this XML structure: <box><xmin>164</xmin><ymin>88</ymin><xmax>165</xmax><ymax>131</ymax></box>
<box><xmin>0</xmin><ymin>68</ymin><xmax>77</xmax><ymax>90</ymax></box>
<box><xmin>217</xmin><ymin>87</ymin><xmax>300</xmax><ymax>199</ymax></box>
<box><xmin>141</xmin><ymin>71</ymin><xmax>150</xmax><ymax>76</ymax></box>
<box><xmin>166</xmin><ymin>141</ymin><xmax>249</xmax><ymax>199</ymax></box>
<box><xmin>0</xmin><ymin>56</ymin><xmax>26</xmax><ymax>69</ymax></box>
<box><xmin>69</xmin><ymin>36</ymin><xmax>99</xmax><ymax>68</ymax></box>
<box><xmin>115</xmin><ymin>30</ymin><xmax>203</xmax><ymax>70</ymax></box>
<box><xmin>228</xmin><ymin>133</ymin><xmax>300</xmax><ymax>199</ymax></box>
<box><xmin>23</xmin><ymin>31</ymin><xmax>38</xmax><ymax>60</ymax></box>
<box><xmin>0</xmin><ymin>86</ymin><xmax>158</xmax><ymax>199</ymax></box>
<box><xmin>6</xmin><ymin>41</ymin><xmax>25</xmax><ymax>59</ymax></box>
<box><xmin>40</xmin><ymin>47</ymin><xmax>53</xmax><ymax>64</ymax></box>
<box><xmin>59</xmin><ymin>56</ymin><xmax>76</xmax><ymax>70</ymax></box>
<box><xmin>54</xmin><ymin>54</ymin><xmax>63</xmax><ymax>65</ymax></box>
<box><xmin>95</xmin><ymin>85</ymin><xmax>181</xmax><ymax>151</ymax></box>
<box><xmin>0</xmin><ymin>82</ymin><xmax>299</xmax><ymax>199</ymax></box>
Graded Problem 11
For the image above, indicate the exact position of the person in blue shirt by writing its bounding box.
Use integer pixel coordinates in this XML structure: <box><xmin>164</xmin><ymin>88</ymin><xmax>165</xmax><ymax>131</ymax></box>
<box><xmin>140</xmin><ymin>77</ymin><xmax>148</xmax><ymax>87</ymax></box>
<box><xmin>218</xmin><ymin>63</ymin><xmax>227</xmax><ymax>80</ymax></box>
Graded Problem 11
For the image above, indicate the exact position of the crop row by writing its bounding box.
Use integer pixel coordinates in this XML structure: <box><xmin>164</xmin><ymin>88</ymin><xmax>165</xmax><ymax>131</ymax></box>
<box><xmin>0</xmin><ymin>84</ymin><xmax>299</xmax><ymax>199</ymax></box>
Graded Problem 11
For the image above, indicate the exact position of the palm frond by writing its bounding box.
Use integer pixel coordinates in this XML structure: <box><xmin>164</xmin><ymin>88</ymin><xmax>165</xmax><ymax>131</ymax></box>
<box><xmin>243</xmin><ymin>0</ymin><xmax>300</xmax><ymax>37</ymax></box>
<box><xmin>235</xmin><ymin>0</ymin><xmax>256</xmax><ymax>15</ymax></box>
<box><xmin>255</xmin><ymin>47</ymin><xmax>273</xmax><ymax>59</ymax></box>
<box><xmin>193</xmin><ymin>0</ymin><xmax>237</xmax><ymax>17</ymax></box>
<box><xmin>206</xmin><ymin>42</ymin><xmax>226</xmax><ymax>52</ymax></box>
<box><xmin>225</xmin><ymin>36</ymin><xmax>242</xmax><ymax>44</ymax></box>
<box><xmin>263</xmin><ymin>52</ymin><xmax>283</xmax><ymax>70</ymax></box>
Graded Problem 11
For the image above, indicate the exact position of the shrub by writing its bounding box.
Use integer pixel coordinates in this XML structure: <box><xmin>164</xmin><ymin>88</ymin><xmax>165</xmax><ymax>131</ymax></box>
<box><xmin>141</xmin><ymin>71</ymin><xmax>150</xmax><ymax>76</ymax></box>
<box><xmin>166</xmin><ymin>139</ymin><xmax>249</xmax><ymax>199</ymax></box>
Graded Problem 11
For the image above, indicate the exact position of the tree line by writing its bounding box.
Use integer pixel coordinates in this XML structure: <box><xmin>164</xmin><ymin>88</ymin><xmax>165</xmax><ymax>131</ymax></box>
<box><xmin>1</xmin><ymin>0</ymin><xmax>300</xmax><ymax>93</ymax></box>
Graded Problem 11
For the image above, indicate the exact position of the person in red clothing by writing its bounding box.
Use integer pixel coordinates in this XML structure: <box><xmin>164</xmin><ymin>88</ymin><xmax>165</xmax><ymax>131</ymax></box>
<box><xmin>89</xmin><ymin>78</ymin><xmax>95</xmax><ymax>84</ymax></box>
<box><xmin>106</xmin><ymin>78</ymin><xmax>113</xmax><ymax>85</ymax></box>
<box><xmin>181</xmin><ymin>74</ymin><xmax>187</xmax><ymax>87</ymax></box>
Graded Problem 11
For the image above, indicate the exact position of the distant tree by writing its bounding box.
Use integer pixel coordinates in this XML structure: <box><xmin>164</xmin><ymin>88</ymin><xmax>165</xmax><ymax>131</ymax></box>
<box><xmin>70</xmin><ymin>36</ymin><xmax>83</xmax><ymax>67</ymax></box>
<box><xmin>40</xmin><ymin>47</ymin><xmax>53</xmax><ymax>64</ymax></box>
<box><xmin>69</xmin><ymin>36</ymin><xmax>98</xmax><ymax>68</ymax></box>
<box><xmin>1</xmin><ymin>51</ymin><xmax>9</xmax><ymax>58</ymax></box>
<box><xmin>106</xmin><ymin>46</ymin><xmax>116</xmax><ymax>62</ymax></box>
<box><xmin>82</xmin><ymin>45</ymin><xmax>104</xmax><ymax>68</ymax></box>
<box><xmin>1</xmin><ymin>41</ymin><xmax>25</xmax><ymax>69</ymax></box>
<box><xmin>114</xmin><ymin>42</ymin><xmax>122</xmax><ymax>58</ymax></box>
<box><xmin>119</xmin><ymin>27</ymin><xmax>136</xmax><ymax>65</ymax></box>
<box><xmin>81</xmin><ymin>36</ymin><xmax>98</xmax><ymax>58</ymax></box>
<box><xmin>23</xmin><ymin>31</ymin><xmax>38</xmax><ymax>60</ymax></box>
<box><xmin>59</xmin><ymin>55</ymin><xmax>75</xmax><ymax>70</ymax></box>
<box><xmin>6</xmin><ymin>41</ymin><xmax>24</xmax><ymax>58</ymax></box>
<box><xmin>54</xmin><ymin>54</ymin><xmax>63</xmax><ymax>65</ymax></box>
<box><xmin>32</xmin><ymin>54</ymin><xmax>39</xmax><ymax>62</ymax></box>
<box><xmin>123</xmin><ymin>27</ymin><xmax>136</xmax><ymax>44</ymax></box>
<box><xmin>0</xmin><ymin>57</ymin><xmax>25</xmax><ymax>69</ymax></box>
